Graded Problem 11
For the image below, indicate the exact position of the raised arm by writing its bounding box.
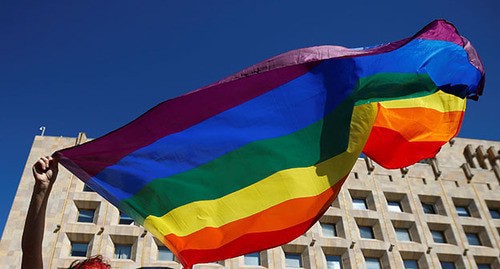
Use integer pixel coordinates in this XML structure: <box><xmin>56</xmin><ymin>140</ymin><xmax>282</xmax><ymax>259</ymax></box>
<box><xmin>21</xmin><ymin>156</ymin><xmax>58</xmax><ymax>269</ymax></box>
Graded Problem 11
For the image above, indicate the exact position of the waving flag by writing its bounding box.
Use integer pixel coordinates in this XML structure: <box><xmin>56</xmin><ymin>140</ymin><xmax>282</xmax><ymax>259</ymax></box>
<box><xmin>55</xmin><ymin>20</ymin><xmax>484</xmax><ymax>268</ymax></box>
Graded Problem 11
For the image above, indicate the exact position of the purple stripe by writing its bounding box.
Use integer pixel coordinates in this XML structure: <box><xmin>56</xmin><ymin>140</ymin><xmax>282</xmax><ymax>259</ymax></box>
<box><xmin>414</xmin><ymin>19</ymin><xmax>464</xmax><ymax>46</ymax></box>
<box><xmin>55</xmin><ymin>19</ymin><xmax>467</xmax><ymax>178</ymax></box>
<box><xmin>56</xmin><ymin>62</ymin><xmax>318</xmax><ymax>177</ymax></box>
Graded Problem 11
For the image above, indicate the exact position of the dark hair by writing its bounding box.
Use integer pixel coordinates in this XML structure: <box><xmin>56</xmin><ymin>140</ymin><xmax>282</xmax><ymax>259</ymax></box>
<box><xmin>68</xmin><ymin>255</ymin><xmax>110</xmax><ymax>269</ymax></box>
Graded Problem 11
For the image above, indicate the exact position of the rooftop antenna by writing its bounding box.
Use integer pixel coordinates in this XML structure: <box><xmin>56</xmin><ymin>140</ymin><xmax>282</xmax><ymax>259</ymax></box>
<box><xmin>39</xmin><ymin>126</ymin><xmax>46</xmax><ymax>136</ymax></box>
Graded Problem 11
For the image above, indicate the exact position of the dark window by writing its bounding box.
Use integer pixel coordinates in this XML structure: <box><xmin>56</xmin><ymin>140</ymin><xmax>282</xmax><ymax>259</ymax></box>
<box><xmin>71</xmin><ymin>242</ymin><xmax>88</xmax><ymax>257</ymax></box>
<box><xmin>352</xmin><ymin>198</ymin><xmax>368</xmax><ymax>210</ymax></box>
<box><xmin>359</xmin><ymin>226</ymin><xmax>374</xmax><ymax>239</ymax></box>
<box><xmin>285</xmin><ymin>253</ymin><xmax>302</xmax><ymax>268</ymax></box>
<box><xmin>422</xmin><ymin>203</ymin><xmax>436</xmax><ymax>214</ymax></box>
<box><xmin>477</xmin><ymin>264</ymin><xmax>491</xmax><ymax>269</ymax></box>
<box><xmin>321</xmin><ymin>223</ymin><xmax>336</xmax><ymax>237</ymax></box>
<box><xmin>440</xmin><ymin>261</ymin><xmax>455</xmax><ymax>269</ymax></box>
<box><xmin>114</xmin><ymin>244</ymin><xmax>132</xmax><ymax>259</ymax></box>
<box><xmin>395</xmin><ymin>228</ymin><xmax>411</xmax><ymax>242</ymax></box>
<box><xmin>244</xmin><ymin>252</ymin><xmax>260</xmax><ymax>266</ymax></box>
<box><xmin>431</xmin><ymin>230</ymin><xmax>446</xmax><ymax>243</ymax></box>
<box><xmin>365</xmin><ymin>257</ymin><xmax>381</xmax><ymax>269</ymax></box>
<box><xmin>466</xmin><ymin>233</ymin><xmax>481</xmax><ymax>246</ymax></box>
<box><xmin>83</xmin><ymin>184</ymin><xmax>94</xmax><ymax>192</ymax></box>
<box><xmin>77</xmin><ymin>209</ymin><xmax>95</xmax><ymax>223</ymax></box>
<box><xmin>158</xmin><ymin>246</ymin><xmax>174</xmax><ymax>261</ymax></box>
<box><xmin>456</xmin><ymin>206</ymin><xmax>470</xmax><ymax>217</ymax></box>
<box><xmin>119</xmin><ymin>212</ymin><xmax>134</xmax><ymax>225</ymax></box>
<box><xmin>326</xmin><ymin>255</ymin><xmax>342</xmax><ymax>269</ymax></box>
<box><xmin>403</xmin><ymin>260</ymin><xmax>419</xmax><ymax>269</ymax></box>
<box><xmin>489</xmin><ymin>208</ymin><xmax>500</xmax><ymax>219</ymax></box>
<box><xmin>387</xmin><ymin>201</ymin><xmax>403</xmax><ymax>212</ymax></box>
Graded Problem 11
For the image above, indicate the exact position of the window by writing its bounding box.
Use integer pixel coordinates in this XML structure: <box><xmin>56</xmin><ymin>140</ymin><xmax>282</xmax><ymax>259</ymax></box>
<box><xmin>466</xmin><ymin>232</ymin><xmax>481</xmax><ymax>246</ymax></box>
<box><xmin>395</xmin><ymin>228</ymin><xmax>411</xmax><ymax>242</ymax></box>
<box><xmin>352</xmin><ymin>198</ymin><xmax>368</xmax><ymax>210</ymax></box>
<box><xmin>77</xmin><ymin>209</ymin><xmax>95</xmax><ymax>223</ymax></box>
<box><xmin>422</xmin><ymin>203</ymin><xmax>436</xmax><ymax>214</ymax></box>
<box><xmin>285</xmin><ymin>253</ymin><xmax>302</xmax><ymax>268</ymax></box>
<box><xmin>83</xmin><ymin>184</ymin><xmax>94</xmax><ymax>192</ymax></box>
<box><xmin>71</xmin><ymin>242</ymin><xmax>88</xmax><ymax>257</ymax></box>
<box><xmin>359</xmin><ymin>226</ymin><xmax>374</xmax><ymax>239</ymax></box>
<box><xmin>158</xmin><ymin>246</ymin><xmax>174</xmax><ymax>261</ymax></box>
<box><xmin>440</xmin><ymin>261</ymin><xmax>455</xmax><ymax>269</ymax></box>
<box><xmin>403</xmin><ymin>259</ymin><xmax>419</xmax><ymax>269</ymax></box>
<box><xmin>431</xmin><ymin>230</ymin><xmax>446</xmax><ymax>243</ymax></box>
<box><xmin>326</xmin><ymin>255</ymin><xmax>342</xmax><ymax>269</ymax></box>
<box><xmin>114</xmin><ymin>244</ymin><xmax>132</xmax><ymax>259</ymax></box>
<box><xmin>365</xmin><ymin>257</ymin><xmax>381</xmax><ymax>269</ymax></box>
<box><xmin>244</xmin><ymin>252</ymin><xmax>260</xmax><ymax>266</ymax></box>
<box><xmin>119</xmin><ymin>211</ymin><xmax>134</xmax><ymax>225</ymax></box>
<box><xmin>455</xmin><ymin>206</ymin><xmax>470</xmax><ymax>217</ymax></box>
<box><xmin>387</xmin><ymin>201</ymin><xmax>403</xmax><ymax>212</ymax></box>
<box><xmin>321</xmin><ymin>223</ymin><xmax>336</xmax><ymax>237</ymax></box>
<box><xmin>477</xmin><ymin>264</ymin><xmax>491</xmax><ymax>269</ymax></box>
<box><xmin>488</xmin><ymin>208</ymin><xmax>500</xmax><ymax>219</ymax></box>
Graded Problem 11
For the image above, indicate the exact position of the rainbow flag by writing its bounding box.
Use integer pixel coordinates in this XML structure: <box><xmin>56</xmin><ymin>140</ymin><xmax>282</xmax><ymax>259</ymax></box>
<box><xmin>55</xmin><ymin>20</ymin><xmax>484</xmax><ymax>268</ymax></box>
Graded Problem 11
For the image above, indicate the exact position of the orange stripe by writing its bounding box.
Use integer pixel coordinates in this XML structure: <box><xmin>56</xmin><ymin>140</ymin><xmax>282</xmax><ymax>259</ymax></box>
<box><xmin>164</xmin><ymin>176</ymin><xmax>346</xmax><ymax>252</ymax></box>
<box><xmin>373</xmin><ymin>106</ymin><xmax>464</xmax><ymax>142</ymax></box>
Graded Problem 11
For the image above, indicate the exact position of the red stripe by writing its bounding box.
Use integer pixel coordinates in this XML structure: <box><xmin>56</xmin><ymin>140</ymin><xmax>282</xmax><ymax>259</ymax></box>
<box><xmin>164</xmin><ymin>177</ymin><xmax>346</xmax><ymax>253</ymax></box>
<box><xmin>176</xmin><ymin>191</ymin><xmax>336</xmax><ymax>268</ymax></box>
<box><xmin>363</xmin><ymin>126</ymin><xmax>447</xmax><ymax>169</ymax></box>
<box><xmin>170</xmin><ymin>177</ymin><xmax>346</xmax><ymax>268</ymax></box>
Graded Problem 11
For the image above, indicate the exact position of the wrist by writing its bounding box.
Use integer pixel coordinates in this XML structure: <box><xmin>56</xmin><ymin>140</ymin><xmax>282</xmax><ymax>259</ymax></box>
<box><xmin>33</xmin><ymin>181</ymin><xmax>53</xmax><ymax>193</ymax></box>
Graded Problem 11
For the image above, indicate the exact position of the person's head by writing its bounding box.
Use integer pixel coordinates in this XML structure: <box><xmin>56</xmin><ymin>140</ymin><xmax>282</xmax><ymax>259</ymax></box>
<box><xmin>68</xmin><ymin>255</ymin><xmax>110</xmax><ymax>269</ymax></box>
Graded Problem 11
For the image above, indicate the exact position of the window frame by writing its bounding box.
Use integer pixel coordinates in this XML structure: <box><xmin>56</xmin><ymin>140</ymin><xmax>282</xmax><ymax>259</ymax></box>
<box><xmin>466</xmin><ymin>232</ymin><xmax>482</xmax><ymax>246</ymax></box>
<box><xmin>421</xmin><ymin>203</ymin><xmax>436</xmax><ymax>214</ymax></box>
<box><xmin>387</xmin><ymin>200</ymin><xmax>403</xmax><ymax>213</ymax></box>
<box><xmin>352</xmin><ymin>198</ymin><xmax>368</xmax><ymax>210</ymax></box>
<box><xmin>157</xmin><ymin>245</ymin><xmax>175</xmax><ymax>261</ymax></box>
<box><xmin>114</xmin><ymin>243</ymin><xmax>133</xmax><ymax>260</ymax></box>
<box><xmin>70</xmin><ymin>242</ymin><xmax>89</xmax><ymax>257</ymax></box>
<box><xmin>284</xmin><ymin>252</ymin><xmax>302</xmax><ymax>268</ymax></box>
<box><xmin>359</xmin><ymin>225</ymin><xmax>375</xmax><ymax>239</ymax></box>
<box><xmin>455</xmin><ymin>206</ymin><xmax>471</xmax><ymax>217</ymax></box>
<box><xmin>119</xmin><ymin>211</ymin><xmax>134</xmax><ymax>225</ymax></box>
<box><xmin>77</xmin><ymin>209</ymin><xmax>95</xmax><ymax>223</ymax></box>
<box><xmin>244</xmin><ymin>252</ymin><xmax>261</xmax><ymax>266</ymax></box>
<box><xmin>403</xmin><ymin>259</ymin><xmax>419</xmax><ymax>269</ymax></box>
<box><xmin>395</xmin><ymin>228</ymin><xmax>412</xmax><ymax>242</ymax></box>
<box><xmin>325</xmin><ymin>255</ymin><xmax>342</xmax><ymax>269</ymax></box>
<box><xmin>321</xmin><ymin>223</ymin><xmax>337</xmax><ymax>238</ymax></box>
<box><xmin>365</xmin><ymin>257</ymin><xmax>381</xmax><ymax>269</ymax></box>
<box><xmin>431</xmin><ymin>230</ymin><xmax>447</xmax><ymax>244</ymax></box>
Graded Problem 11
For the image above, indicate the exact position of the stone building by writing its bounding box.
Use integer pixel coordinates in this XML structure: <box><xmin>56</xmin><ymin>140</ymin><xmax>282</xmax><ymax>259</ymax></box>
<box><xmin>0</xmin><ymin>134</ymin><xmax>498</xmax><ymax>268</ymax></box>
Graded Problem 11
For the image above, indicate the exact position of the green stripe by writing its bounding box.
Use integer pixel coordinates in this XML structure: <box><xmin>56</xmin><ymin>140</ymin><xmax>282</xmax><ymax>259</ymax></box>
<box><xmin>122</xmin><ymin>98</ymin><xmax>355</xmax><ymax>218</ymax></box>
<box><xmin>122</xmin><ymin>72</ymin><xmax>439</xmax><ymax>218</ymax></box>
<box><xmin>354</xmin><ymin>73</ymin><xmax>437</xmax><ymax>105</ymax></box>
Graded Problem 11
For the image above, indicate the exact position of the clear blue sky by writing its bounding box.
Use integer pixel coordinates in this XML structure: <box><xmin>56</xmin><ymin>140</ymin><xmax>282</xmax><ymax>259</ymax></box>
<box><xmin>1</xmin><ymin>1</ymin><xmax>498</xmax><ymax>235</ymax></box>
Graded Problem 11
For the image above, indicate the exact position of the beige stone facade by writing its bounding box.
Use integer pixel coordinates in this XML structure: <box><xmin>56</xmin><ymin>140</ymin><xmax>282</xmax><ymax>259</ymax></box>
<box><xmin>0</xmin><ymin>134</ymin><xmax>498</xmax><ymax>268</ymax></box>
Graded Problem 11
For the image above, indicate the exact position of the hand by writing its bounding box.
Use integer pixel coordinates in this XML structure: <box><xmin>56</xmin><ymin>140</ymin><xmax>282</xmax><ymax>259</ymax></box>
<box><xmin>32</xmin><ymin>156</ymin><xmax>58</xmax><ymax>189</ymax></box>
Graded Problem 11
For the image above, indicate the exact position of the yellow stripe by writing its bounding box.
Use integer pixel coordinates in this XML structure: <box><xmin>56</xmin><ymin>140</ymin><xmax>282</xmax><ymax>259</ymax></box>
<box><xmin>379</xmin><ymin>90</ymin><xmax>465</xmax><ymax>112</ymax></box>
<box><xmin>144</xmin><ymin>103</ymin><xmax>378</xmax><ymax>238</ymax></box>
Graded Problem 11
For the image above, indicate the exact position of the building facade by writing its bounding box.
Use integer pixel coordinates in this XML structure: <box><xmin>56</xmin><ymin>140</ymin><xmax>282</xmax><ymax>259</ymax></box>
<box><xmin>0</xmin><ymin>134</ymin><xmax>498</xmax><ymax>269</ymax></box>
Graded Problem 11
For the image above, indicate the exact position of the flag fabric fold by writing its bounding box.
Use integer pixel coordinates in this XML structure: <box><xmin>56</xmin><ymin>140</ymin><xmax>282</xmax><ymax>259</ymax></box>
<box><xmin>54</xmin><ymin>20</ymin><xmax>484</xmax><ymax>268</ymax></box>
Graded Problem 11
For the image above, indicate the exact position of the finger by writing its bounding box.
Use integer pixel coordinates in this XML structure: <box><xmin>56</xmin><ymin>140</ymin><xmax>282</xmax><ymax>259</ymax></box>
<box><xmin>36</xmin><ymin>158</ymin><xmax>47</xmax><ymax>171</ymax></box>
<box><xmin>41</xmin><ymin>156</ymin><xmax>50</xmax><ymax>170</ymax></box>
<box><xmin>49</xmin><ymin>157</ymin><xmax>59</xmax><ymax>173</ymax></box>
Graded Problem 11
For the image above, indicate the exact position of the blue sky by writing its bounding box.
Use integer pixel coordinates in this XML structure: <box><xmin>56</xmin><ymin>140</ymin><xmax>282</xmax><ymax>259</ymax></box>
<box><xmin>0</xmin><ymin>1</ymin><xmax>498</xmax><ymax>235</ymax></box>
